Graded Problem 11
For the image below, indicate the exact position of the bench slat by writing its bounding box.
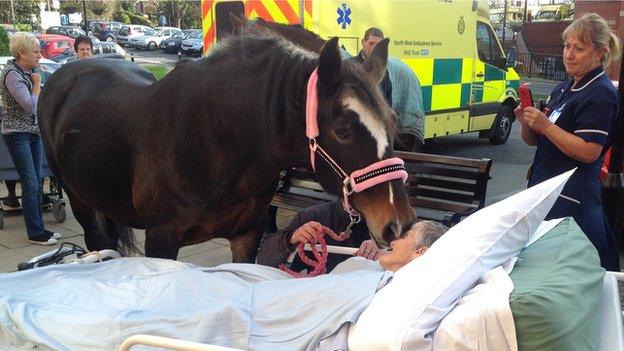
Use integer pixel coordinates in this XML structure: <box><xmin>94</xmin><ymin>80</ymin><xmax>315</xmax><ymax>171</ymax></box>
<box><xmin>408</xmin><ymin>177</ymin><xmax>477</xmax><ymax>193</ymax></box>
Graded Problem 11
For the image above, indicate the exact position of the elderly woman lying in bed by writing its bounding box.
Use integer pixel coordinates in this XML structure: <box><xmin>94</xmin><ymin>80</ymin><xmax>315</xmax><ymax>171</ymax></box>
<box><xmin>1</xmin><ymin>170</ymin><xmax>598</xmax><ymax>351</ymax></box>
<box><xmin>0</xmin><ymin>221</ymin><xmax>446</xmax><ymax>351</ymax></box>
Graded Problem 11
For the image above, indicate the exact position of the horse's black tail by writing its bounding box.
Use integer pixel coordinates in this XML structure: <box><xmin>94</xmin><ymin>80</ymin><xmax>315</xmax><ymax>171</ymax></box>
<box><xmin>93</xmin><ymin>211</ymin><xmax>142</xmax><ymax>257</ymax></box>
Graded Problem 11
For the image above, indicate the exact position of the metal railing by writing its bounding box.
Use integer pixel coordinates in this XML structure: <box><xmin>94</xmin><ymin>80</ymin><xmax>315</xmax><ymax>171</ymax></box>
<box><xmin>514</xmin><ymin>52</ymin><xmax>567</xmax><ymax>81</ymax></box>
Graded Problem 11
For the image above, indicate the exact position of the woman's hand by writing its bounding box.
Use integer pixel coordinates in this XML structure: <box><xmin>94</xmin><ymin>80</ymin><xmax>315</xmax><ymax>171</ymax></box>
<box><xmin>514</xmin><ymin>105</ymin><xmax>527</xmax><ymax>125</ymax></box>
<box><xmin>522</xmin><ymin>106</ymin><xmax>553</xmax><ymax>134</ymax></box>
<box><xmin>289</xmin><ymin>221</ymin><xmax>322</xmax><ymax>246</ymax></box>
<box><xmin>31</xmin><ymin>73</ymin><xmax>41</xmax><ymax>87</ymax></box>
<box><xmin>355</xmin><ymin>239</ymin><xmax>387</xmax><ymax>260</ymax></box>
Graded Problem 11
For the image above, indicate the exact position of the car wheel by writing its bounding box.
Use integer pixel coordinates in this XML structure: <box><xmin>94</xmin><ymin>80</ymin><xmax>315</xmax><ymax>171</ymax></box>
<box><xmin>106</xmin><ymin>36</ymin><xmax>114</xmax><ymax>42</ymax></box>
<box><xmin>489</xmin><ymin>105</ymin><xmax>514</xmax><ymax>145</ymax></box>
<box><xmin>149</xmin><ymin>41</ymin><xmax>157</xmax><ymax>51</ymax></box>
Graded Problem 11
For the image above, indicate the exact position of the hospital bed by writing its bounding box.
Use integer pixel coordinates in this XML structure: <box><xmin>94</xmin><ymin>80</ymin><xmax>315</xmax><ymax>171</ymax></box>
<box><xmin>114</xmin><ymin>217</ymin><xmax>624</xmax><ymax>351</ymax></box>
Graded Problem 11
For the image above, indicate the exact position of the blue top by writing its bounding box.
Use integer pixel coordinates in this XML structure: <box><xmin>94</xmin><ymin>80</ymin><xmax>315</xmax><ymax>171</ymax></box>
<box><xmin>527</xmin><ymin>65</ymin><xmax>619</xmax><ymax>270</ymax></box>
<box><xmin>528</xmin><ymin>66</ymin><xmax>618</xmax><ymax>202</ymax></box>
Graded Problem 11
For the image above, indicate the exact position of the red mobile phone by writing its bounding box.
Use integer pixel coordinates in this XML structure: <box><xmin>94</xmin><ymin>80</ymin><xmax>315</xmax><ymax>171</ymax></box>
<box><xmin>519</xmin><ymin>83</ymin><xmax>534</xmax><ymax>109</ymax></box>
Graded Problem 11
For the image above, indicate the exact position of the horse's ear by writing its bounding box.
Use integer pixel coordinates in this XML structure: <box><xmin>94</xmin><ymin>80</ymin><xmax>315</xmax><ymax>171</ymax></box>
<box><xmin>363</xmin><ymin>38</ymin><xmax>389</xmax><ymax>85</ymax></box>
<box><xmin>229</xmin><ymin>12</ymin><xmax>247</xmax><ymax>35</ymax></box>
<box><xmin>318</xmin><ymin>37</ymin><xmax>341</xmax><ymax>93</ymax></box>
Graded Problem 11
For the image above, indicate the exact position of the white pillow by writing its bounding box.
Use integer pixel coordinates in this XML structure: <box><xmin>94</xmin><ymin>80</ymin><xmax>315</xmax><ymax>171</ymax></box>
<box><xmin>348</xmin><ymin>169</ymin><xmax>574</xmax><ymax>351</ymax></box>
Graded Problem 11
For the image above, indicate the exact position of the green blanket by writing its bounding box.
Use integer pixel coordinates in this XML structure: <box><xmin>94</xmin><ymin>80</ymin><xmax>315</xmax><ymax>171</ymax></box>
<box><xmin>510</xmin><ymin>217</ymin><xmax>605</xmax><ymax>351</ymax></box>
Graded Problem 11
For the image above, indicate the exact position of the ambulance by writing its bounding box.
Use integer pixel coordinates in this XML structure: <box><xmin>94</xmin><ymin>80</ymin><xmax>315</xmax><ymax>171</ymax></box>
<box><xmin>201</xmin><ymin>0</ymin><xmax>520</xmax><ymax>145</ymax></box>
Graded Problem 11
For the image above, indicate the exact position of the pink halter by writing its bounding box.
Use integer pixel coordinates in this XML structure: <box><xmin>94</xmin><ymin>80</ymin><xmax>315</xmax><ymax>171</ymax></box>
<box><xmin>305</xmin><ymin>69</ymin><xmax>408</xmax><ymax>218</ymax></box>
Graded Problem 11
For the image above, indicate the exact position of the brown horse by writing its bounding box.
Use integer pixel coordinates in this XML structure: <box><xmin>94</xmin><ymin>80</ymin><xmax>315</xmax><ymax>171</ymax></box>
<box><xmin>38</xmin><ymin>24</ymin><xmax>415</xmax><ymax>262</ymax></box>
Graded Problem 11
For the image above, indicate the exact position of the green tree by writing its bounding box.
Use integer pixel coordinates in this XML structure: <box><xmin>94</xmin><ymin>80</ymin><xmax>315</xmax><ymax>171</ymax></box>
<box><xmin>0</xmin><ymin>27</ymin><xmax>10</xmax><ymax>56</ymax></box>
<box><xmin>0</xmin><ymin>0</ymin><xmax>39</xmax><ymax>26</ymax></box>
<box><xmin>158</xmin><ymin>0</ymin><xmax>201</xmax><ymax>29</ymax></box>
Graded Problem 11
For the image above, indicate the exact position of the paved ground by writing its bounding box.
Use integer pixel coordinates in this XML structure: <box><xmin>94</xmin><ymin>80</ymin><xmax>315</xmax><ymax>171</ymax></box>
<box><xmin>0</xmin><ymin>181</ymin><xmax>296</xmax><ymax>272</ymax></box>
<box><xmin>0</xmin><ymin>202</ymin><xmax>228</xmax><ymax>272</ymax></box>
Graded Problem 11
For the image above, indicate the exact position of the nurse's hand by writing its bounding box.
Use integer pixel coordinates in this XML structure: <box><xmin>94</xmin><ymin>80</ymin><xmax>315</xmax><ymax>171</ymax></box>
<box><xmin>515</xmin><ymin>105</ymin><xmax>528</xmax><ymax>126</ymax></box>
<box><xmin>522</xmin><ymin>106</ymin><xmax>552</xmax><ymax>134</ymax></box>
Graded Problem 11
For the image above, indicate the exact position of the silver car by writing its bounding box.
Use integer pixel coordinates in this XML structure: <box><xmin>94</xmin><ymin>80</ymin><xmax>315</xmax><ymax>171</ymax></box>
<box><xmin>116</xmin><ymin>25</ymin><xmax>153</xmax><ymax>47</ymax></box>
<box><xmin>129</xmin><ymin>26</ymin><xmax>181</xmax><ymax>51</ymax></box>
<box><xmin>181</xmin><ymin>30</ymin><xmax>204</xmax><ymax>57</ymax></box>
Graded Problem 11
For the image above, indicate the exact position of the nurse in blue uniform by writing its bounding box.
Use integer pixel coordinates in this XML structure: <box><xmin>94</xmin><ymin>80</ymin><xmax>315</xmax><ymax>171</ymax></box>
<box><xmin>517</xmin><ymin>13</ymin><xmax>622</xmax><ymax>271</ymax></box>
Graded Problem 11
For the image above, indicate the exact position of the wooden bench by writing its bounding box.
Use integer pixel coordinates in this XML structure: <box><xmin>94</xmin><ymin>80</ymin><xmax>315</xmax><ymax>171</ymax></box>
<box><xmin>268</xmin><ymin>151</ymin><xmax>492</xmax><ymax>230</ymax></box>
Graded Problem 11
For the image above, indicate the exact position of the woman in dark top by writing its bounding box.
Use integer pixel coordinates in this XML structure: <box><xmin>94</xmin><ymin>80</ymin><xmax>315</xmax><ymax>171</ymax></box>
<box><xmin>516</xmin><ymin>13</ymin><xmax>621</xmax><ymax>270</ymax></box>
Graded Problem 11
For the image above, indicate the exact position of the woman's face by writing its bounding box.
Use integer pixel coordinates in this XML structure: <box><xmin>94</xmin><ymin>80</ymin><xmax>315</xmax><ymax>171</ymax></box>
<box><xmin>18</xmin><ymin>45</ymin><xmax>42</xmax><ymax>70</ymax></box>
<box><xmin>563</xmin><ymin>34</ymin><xmax>605</xmax><ymax>81</ymax></box>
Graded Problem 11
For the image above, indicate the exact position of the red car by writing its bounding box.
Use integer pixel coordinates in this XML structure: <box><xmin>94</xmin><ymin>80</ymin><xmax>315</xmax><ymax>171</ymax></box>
<box><xmin>37</xmin><ymin>34</ymin><xmax>75</xmax><ymax>59</ymax></box>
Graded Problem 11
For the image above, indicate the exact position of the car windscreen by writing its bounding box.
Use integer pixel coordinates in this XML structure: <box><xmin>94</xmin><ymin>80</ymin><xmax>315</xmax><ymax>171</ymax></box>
<box><xmin>188</xmin><ymin>31</ymin><xmax>202</xmax><ymax>39</ymax></box>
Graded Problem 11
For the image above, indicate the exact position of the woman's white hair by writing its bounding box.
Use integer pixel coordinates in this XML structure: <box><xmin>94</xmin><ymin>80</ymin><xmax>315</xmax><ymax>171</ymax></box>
<box><xmin>9</xmin><ymin>32</ymin><xmax>39</xmax><ymax>59</ymax></box>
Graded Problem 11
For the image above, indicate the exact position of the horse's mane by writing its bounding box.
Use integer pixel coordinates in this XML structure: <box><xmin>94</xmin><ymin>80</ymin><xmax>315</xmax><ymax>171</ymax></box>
<box><xmin>247</xmin><ymin>18</ymin><xmax>325</xmax><ymax>52</ymax></box>
<box><xmin>241</xmin><ymin>19</ymin><xmax>396</xmax><ymax>135</ymax></box>
<box><xmin>206</xmin><ymin>24</ymin><xmax>318</xmax><ymax>142</ymax></box>
<box><xmin>205</xmin><ymin>20</ymin><xmax>395</xmax><ymax>140</ymax></box>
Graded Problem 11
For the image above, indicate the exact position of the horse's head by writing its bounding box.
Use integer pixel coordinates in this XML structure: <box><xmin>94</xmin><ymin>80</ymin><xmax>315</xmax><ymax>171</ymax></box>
<box><xmin>311</xmin><ymin>37</ymin><xmax>416</xmax><ymax>247</ymax></box>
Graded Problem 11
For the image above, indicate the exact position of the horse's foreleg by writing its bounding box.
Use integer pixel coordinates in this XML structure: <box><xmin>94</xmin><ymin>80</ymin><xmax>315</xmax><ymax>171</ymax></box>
<box><xmin>68</xmin><ymin>194</ymin><xmax>114</xmax><ymax>251</ymax></box>
<box><xmin>144</xmin><ymin>225</ymin><xmax>183</xmax><ymax>259</ymax></box>
<box><xmin>230</xmin><ymin>226</ymin><xmax>264</xmax><ymax>263</ymax></box>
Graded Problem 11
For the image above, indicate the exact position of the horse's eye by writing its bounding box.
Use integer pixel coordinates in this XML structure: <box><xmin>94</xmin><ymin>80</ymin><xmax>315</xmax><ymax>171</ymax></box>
<box><xmin>334</xmin><ymin>127</ymin><xmax>350</xmax><ymax>140</ymax></box>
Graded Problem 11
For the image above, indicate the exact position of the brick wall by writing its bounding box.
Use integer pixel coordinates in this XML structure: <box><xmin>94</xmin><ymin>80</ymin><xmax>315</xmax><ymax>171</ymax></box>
<box><xmin>575</xmin><ymin>1</ymin><xmax>623</xmax><ymax>80</ymax></box>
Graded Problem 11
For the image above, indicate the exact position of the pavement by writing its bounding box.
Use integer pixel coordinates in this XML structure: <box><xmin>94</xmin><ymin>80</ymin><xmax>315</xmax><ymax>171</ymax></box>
<box><xmin>0</xmin><ymin>180</ymin><xmax>298</xmax><ymax>273</ymax></box>
<box><xmin>0</xmin><ymin>201</ymin><xmax>233</xmax><ymax>272</ymax></box>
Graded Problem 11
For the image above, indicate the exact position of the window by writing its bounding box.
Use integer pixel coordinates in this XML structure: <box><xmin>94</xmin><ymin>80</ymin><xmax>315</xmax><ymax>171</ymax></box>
<box><xmin>161</xmin><ymin>29</ymin><xmax>170</xmax><ymax>37</ymax></box>
<box><xmin>102</xmin><ymin>44</ymin><xmax>111</xmax><ymax>54</ymax></box>
<box><xmin>476</xmin><ymin>22</ymin><xmax>503</xmax><ymax>68</ymax></box>
<box><xmin>48</xmin><ymin>27</ymin><xmax>58</xmax><ymax>35</ymax></box>
<box><xmin>216</xmin><ymin>1</ymin><xmax>244</xmax><ymax>40</ymax></box>
<box><xmin>55</xmin><ymin>41</ymin><xmax>70</xmax><ymax>49</ymax></box>
<box><xmin>92</xmin><ymin>45</ymin><xmax>101</xmax><ymax>55</ymax></box>
<box><xmin>110</xmin><ymin>44</ymin><xmax>116</xmax><ymax>53</ymax></box>
<box><xmin>59</xmin><ymin>28</ymin><xmax>69</xmax><ymax>36</ymax></box>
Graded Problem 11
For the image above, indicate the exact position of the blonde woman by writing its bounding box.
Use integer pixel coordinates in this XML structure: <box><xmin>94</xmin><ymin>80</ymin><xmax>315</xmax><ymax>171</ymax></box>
<box><xmin>516</xmin><ymin>13</ymin><xmax>621</xmax><ymax>270</ymax></box>
<box><xmin>0</xmin><ymin>32</ymin><xmax>61</xmax><ymax>245</ymax></box>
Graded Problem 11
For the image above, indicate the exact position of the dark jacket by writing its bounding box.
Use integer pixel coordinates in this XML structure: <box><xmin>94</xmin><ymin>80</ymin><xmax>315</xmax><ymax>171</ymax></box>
<box><xmin>354</xmin><ymin>50</ymin><xmax>393</xmax><ymax>106</ymax></box>
<box><xmin>256</xmin><ymin>200</ymin><xmax>369</xmax><ymax>271</ymax></box>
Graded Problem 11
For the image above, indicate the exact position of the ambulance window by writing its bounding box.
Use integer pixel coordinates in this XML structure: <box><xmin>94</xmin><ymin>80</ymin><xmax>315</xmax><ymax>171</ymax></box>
<box><xmin>216</xmin><ymin>2</ymin><xmax>245</xmax><ymax>41</ymax></box>
<box><xmin>476</xmin><ymin>22</ymin><xmax>504</xmax><ymax>68</ymax></box>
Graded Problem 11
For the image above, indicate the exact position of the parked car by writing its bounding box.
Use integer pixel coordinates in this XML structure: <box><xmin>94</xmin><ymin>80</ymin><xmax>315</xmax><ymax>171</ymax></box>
<box><xmin>129</xmin><ymin>26</ymin><xmax>181</xmax><ymax>51</ymax></box>
<box><xmin>38</xmin><ymin>34</ymin><xmax>75</xmax><ymax>59</ymax></box>
<box><xmin>51</xmin><ymin>42</ymin><xmax>127</xmax><ymax>64</ymax></box>
<box><xmin>0</xmin><ymin>56</ymin><xmax>60</xmax><ymax>86</ymax></box>
<box><xmin>181</xmin><ymin>30</ymin><xmax>204</xmax><ymax>57</ymax></box>
<box><xmin>160</xmin><ymin>29</ymin><xmax>199</xmax><ymax>53</ymax></box>
<box><xmin>92</xmin><ymin>21</ymin><xmax>123</xmax><ymax>42</ymax></box>
<box><xmin>45</xmin><ymin>25</ymin><xmax>99</xmax><ymax>42</ymax></box>
<box><xmin>116</xmin><ymin>25</ymin><xmax>153</xmax><ymax>47</ymax></box>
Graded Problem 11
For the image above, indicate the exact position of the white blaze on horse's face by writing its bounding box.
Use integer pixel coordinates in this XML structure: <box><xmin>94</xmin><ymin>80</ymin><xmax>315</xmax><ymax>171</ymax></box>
<box><xmin>388</xmin><ymin>183</ymin><xmax>394</xmax><ymax>205</ymax></box>
<box><xmin>342</xmin><ymin>96</ymin><xmax>389</xmax><ymax>160</ymax></box>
